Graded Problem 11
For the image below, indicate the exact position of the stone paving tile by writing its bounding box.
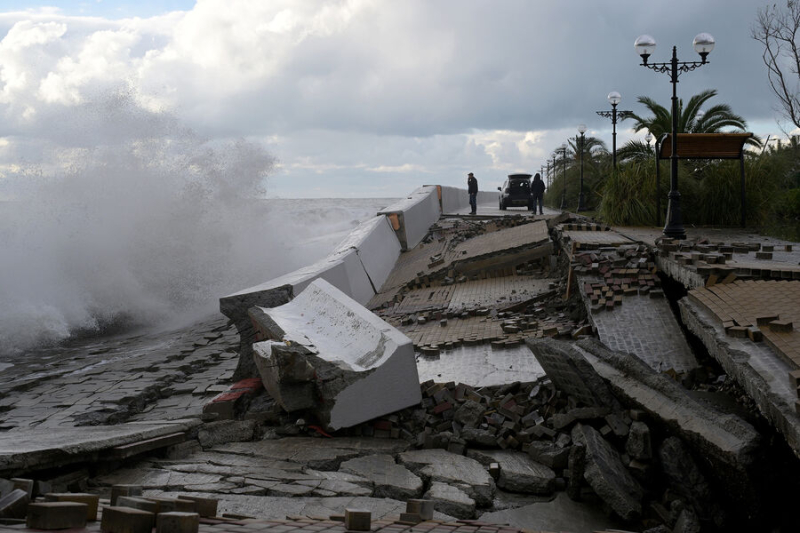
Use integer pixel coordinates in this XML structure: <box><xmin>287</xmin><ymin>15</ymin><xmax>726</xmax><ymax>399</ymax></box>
<box><xmin>415</xmin><ymin>344</ymin><xmax>545</xmax><ymax>387</ymax></box>
<box><xmin>560</xmin><ymin>230</ymin><xmax>633</xmax><ymax>247</ymax></box>
<box><xmin>689</xmin><ymin>280</ymin><xmax>800</xmax><ymax>369</ymax></box>
<box><xmin>452</xmin><ymin>221</ymin><xmax>549</xmax><ymax>262</ymax></box>
<box><xmin>399</xmin><ymin>315</ymin><xmax>505</xmax><ymax>348</ymax></box>
<box><xmin>447</xmin><ymin>277</ymin><xmax>554</xmax><ymax>312</ymax></box>
<box><xmin>587</xmin><ymin>290</ymin><xmax>698</xmax><ymax>373</ymax></box>
<box><xmin>0</xmin><ymin>315</ymin><xmax>240</xmax><ymax>431</ymax></box>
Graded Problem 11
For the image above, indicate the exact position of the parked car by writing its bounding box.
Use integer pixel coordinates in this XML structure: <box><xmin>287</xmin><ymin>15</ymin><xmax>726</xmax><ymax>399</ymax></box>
<box><xmin>497</xmin><ymin>173</ymin><xmax>533</xmax><ymax>210</ymax></box>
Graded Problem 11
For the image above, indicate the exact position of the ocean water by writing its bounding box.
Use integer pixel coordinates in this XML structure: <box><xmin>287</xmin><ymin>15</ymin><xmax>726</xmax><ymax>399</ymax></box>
<box><xmin>0</xmin><ymin>196</ymin><xmax>394</xmax><ymax>357</ymax></box>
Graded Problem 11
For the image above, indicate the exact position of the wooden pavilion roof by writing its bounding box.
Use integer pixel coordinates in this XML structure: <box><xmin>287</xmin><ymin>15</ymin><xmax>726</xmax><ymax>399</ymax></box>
<box><xmin>656</xmin><ymin>132</ymin><xmax>753</xmax><ymax>160</ymax></box>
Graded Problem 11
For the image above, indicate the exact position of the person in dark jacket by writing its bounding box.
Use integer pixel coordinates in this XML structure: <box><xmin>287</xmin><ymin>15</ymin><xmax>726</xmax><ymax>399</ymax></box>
<box><xmin>467</xmin><ymin>172</ymin><xmax>478</xmax><ymax>214</ymax></box>
<box><xmin>531</xmin><ymin>173</ymin><xmax>545</xmax><ymax>215</ymax></box>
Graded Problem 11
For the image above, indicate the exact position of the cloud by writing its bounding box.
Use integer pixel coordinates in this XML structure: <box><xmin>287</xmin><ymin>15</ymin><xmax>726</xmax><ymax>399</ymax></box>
<box><xmin>0</xmin><ymin>0</ymin><xmax>789</xmax><ymax>196</ymax></box>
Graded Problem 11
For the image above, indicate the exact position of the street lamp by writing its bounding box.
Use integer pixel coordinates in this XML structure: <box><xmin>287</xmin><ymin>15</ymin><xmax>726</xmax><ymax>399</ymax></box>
<box><xmin>577</xmin><ymin>124</ymin><xmax>587</xmax><ymax>211</ymax></box>
<box><xmin>645</xmin><ymin>132</ymin><xmax>658</xmax><ymax>225</ymax></box>
<box><xmin>559</xmin><ymin>143</ymin><xmax>568</xmax><ymax>210</ymax></box>
<box><xmin>636</xmin><ymin>32</ymin><xmax>715</xmax><ymax>239</ymax></box>
<box><xmin>596</xmin><ymin>91</ymin><xmax>631</xmax><ymax>170</ymax></box>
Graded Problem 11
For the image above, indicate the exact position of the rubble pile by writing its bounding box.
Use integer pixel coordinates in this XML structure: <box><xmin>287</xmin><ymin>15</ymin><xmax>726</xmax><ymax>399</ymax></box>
<box><xmin>658</xmin><ymin>238</ymin><xmax>800</xmax><ymax>283</ymax></box>
<box><xmin>571</xmin><ymin>245</ymin><xmax>663</xmax><ymax>312</ymax></box>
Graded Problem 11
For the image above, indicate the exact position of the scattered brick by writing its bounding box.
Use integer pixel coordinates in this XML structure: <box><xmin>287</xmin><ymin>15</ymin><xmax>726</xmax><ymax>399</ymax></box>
<box><xmin>26</xmin><ymin>502</ymin><xmax>87</xmax><ymax>530</ymax></box>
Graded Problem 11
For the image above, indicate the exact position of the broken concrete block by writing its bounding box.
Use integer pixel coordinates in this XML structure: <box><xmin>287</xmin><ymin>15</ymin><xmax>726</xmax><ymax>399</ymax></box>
<box><xmin>0</xmin><ymin>489</ymin><xmax>29</xmax><ymax>519</ymax></box>
<box><xmin>339</xmin><ymin>454</ymin><xmax>423</xmax><ymax>500</ymax></box>
<box><xmin>572</xmin><ymin>423</ymin><xmax>643</xmax><ymax>521</ymax></box>
<box><xmin>399</xmin><ymin>449</ymin><xmax>495</xmax><ymax>507</ymax></box>
<box><xmin>197</xmin><ymin>420</ymin><xmax>256</xmax><ymax>448</ymax></box>
<box><xmin>526</xmin><ymin>441</ymin><xmax>570</xmax><ymax>470</ymax></box>
<box><xmin>525</xmin><ymin>338</ymin><xmax>621</xmax><ymax>410</ymax></box>
<box><xmin>110</xmin><ymin>485</ymin><xmax>142</xmax><ymax>506</ymax></box>
<box><xmin>44</xmin><ymin>493</ymin><xmax>99</xmax><ymax>521</ymax></box>
<box><xmin>573</xmin><ymin>338</ymin><xmax>760</xmax><ymax>509</ymax></box>
<box><xmin>251</xmin><ymin>279</ymin><xmax>421</xmax><ymax>430</ymax></box>
<box><xmin>467</xmin><ymin>450</ymin><xmax>555</xmax><ymax>494</ymax></box>
<box><xmin>566</xmin><ymin>444</ymin><xmax>585</xmax><ymax>501</ymax></box>
<box><xmin>156</xmin><ymin>512</ymin><xmax>199</xmax><ymax>533</ymax></box>
<box><xmin>178</xmin><ymin>496</ymin><xmax>217</xmax><ymax>518</ymax></box>
<box><xmin>344</xmin><ymin>508</ymin><xmax>371</xmax><ymax>531</ymax></box>
<box><xmin>26</xmin><ymin>502</ymin><xmax>87</xmax><ymax>530</ymax></box>
<box><xmin>101</xmin><ymin>506</ymin><xmax>155</xmax><ymax>533</ymax></box>
<box><xmin>423</xmin><ymin>482</ymin><xmax>475</xmax><ymax>519</ymax></box>
<box><xmin>625</xmin><ymin>421</ymin><xmax>652</xmax><ymax>461</ymax></box>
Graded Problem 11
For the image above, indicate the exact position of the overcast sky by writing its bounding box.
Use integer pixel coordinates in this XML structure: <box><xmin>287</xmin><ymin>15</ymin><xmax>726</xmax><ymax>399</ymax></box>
<box><xmin>0</xmin><ymin>0</ymin><xmax>789</xmax><ymax>197</ymax></box>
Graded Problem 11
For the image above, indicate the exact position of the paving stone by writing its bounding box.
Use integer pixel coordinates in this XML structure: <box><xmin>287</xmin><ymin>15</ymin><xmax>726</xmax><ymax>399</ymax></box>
<box><xmin>11</xmin><ymin>478</ymin><xmax>33</xmax><ymax>498</ymax></box>
<box><xmin>156</xmin><ymin>512</ymin><xmax>200</xmax><ymax>533</ymax></box>
<box><xmin>26</xmin><ymin>502</ymin><xmax>87</xmax><ymax>530</ymax></box>
<box><xmin>0</xmin><ymin>489</ymin><xmax>29</xmax><ymax>518</ymax></box>
<box><xmin>43</xmin><ymin>493</ymin><xmax>99</xmax><ymax>521</ymax></box>
<box><xmin>406</xmin><ymin>499</ymin><xmax>435</xmax><ymax>520</ymax></box>
<box><xmin>344</xmin><ymin>508</ymin><xmax>371</xmax><ymax>531</ymax></box>
<box><xmin>339</xmin><ymin>454</ymin><xmax>422</xmax><ymax>500</ymax></box>
<box><xmin>423</xmin><ymin>482</ymin><xmax>475</xmax><ymax>519</ymax></box>
<box><xmin>100</xmin><ymin>506</ymin><xmax>155</xmax><ymax>533</ymax></box>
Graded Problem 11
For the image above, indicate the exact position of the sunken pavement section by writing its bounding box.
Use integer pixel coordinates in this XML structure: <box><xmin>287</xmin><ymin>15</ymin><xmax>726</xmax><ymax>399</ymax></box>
<box><xmin>0</xmin><ymin>196</ymin><xmax>800</xmax><ymax>532</ymax></box>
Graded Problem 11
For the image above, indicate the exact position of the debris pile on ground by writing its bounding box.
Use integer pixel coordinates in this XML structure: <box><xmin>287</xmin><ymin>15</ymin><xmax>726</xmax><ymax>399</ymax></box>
<box><xmin>658</xmin><ymin>237</ymin><xmax>800</xmax><ymax>283</ymax></box>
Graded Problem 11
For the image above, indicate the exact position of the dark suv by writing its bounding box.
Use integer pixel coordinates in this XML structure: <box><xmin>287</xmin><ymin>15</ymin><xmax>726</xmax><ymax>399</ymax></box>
<box><xmin>497</xmin><ymin>173</ymin><xmax>533</xmax><ymax>210</ymax></box>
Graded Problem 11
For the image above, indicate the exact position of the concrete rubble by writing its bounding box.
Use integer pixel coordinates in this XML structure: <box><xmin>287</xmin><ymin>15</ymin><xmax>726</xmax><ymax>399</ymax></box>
<box><xmin>4</xmin><ymin>194</ymin><xmax>800</xmax><ymax>533</ymax></box>
<box><xmin>247</xmin><ymin>278</ymin><xmax>421</xmax><ymax>431</ymax></box>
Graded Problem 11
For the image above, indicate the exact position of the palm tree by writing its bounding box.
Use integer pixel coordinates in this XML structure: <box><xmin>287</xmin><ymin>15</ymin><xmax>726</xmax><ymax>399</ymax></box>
<box><xmin>619</xmin><ymin>89</ymin><xmax>760</xmax><ymax>162</ymax></box>
<box><xmin>623</xmin><ymin>89</ymin><xmax>751</xmax><ymax>138</ymax></box>
<box><xmin>567</xmin><ymin>136</ymin><xmax>608</xmax><ymax>160</ymax></box>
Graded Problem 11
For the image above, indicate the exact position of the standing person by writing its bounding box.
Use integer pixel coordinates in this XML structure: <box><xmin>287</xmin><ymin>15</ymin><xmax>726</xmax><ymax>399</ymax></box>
<box><xmin>467</xmin><ymin>172</ymin><xmax>478</xmax><ymax>215</ymax></box>
<box><xmin>531</xmin><ymin>172</ymin><xmax>545</xmax><ymax>215</ymax></box>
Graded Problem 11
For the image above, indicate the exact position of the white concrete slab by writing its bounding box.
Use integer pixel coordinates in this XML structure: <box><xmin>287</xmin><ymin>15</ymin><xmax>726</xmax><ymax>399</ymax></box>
<box><xmin>332</xmin><ymin>215</ymin><xmax>402</xmax><ymax>295</ymax></box>
<box><xmin>256</xmin><ymin>279</ymin><xmax>421</xmax><ymax>430</ymax></box>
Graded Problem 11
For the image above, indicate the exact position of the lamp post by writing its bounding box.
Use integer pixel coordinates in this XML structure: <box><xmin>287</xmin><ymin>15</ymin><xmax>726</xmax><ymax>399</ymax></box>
<box><xmin>559</xmin><ymin>143</ymin><xmax>568</xmax><ymax>210</ymax></box>
<box><xmin>635</xmin><ymin>32</ymin><xmax>715</xmax><ymax>239</ymax></box>
<box><xmin>551</xmin><ymin>154</ymin><xmax>556</xmax><ymax>190</ymax></box>
<box><xmin>645</xmin><ymin>132</ymin><xmax>658</xmax><ymax>225</ymax></box>
<box><xmin>577</xmin><ymin>124</ymin><xmax>587</xmax><ymax>211</ymax></box>
<box><xmin>596</xmin><ymin>92</ymin><xmax>631</xmax><ymax>171</ymax></box>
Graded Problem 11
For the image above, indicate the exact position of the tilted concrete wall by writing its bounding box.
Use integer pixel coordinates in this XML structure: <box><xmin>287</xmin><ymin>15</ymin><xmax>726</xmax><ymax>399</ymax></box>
<box><xmin>220</xmin><ymin>214</ymin><xmax>403</xmax><ymax>380</ymax></box>
<box><xmin>440</xmin><ymin>185</ymin><xmax>500</xmax><ymax>213</ymax></box>
<box><xmin>378</xmin><ymin>185</ymin><xmax>441</xmax><ymax>250</ymax></box>
<box><xmin>221</xmin><ymin>215</ymin><xmax>401</xmax><ymax>324</ymax></box>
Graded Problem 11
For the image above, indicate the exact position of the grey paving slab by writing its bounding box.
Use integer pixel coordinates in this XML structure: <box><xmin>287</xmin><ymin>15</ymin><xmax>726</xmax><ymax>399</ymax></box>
<box><xmin>586</xmin><ymin>289</ymin><xmax>698</xmax><ymax>373</ymax></box>
<box><xmin>415</xmin><ymin>344</ymin><xmax>545</xmax><ymax>387</ymax></box>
